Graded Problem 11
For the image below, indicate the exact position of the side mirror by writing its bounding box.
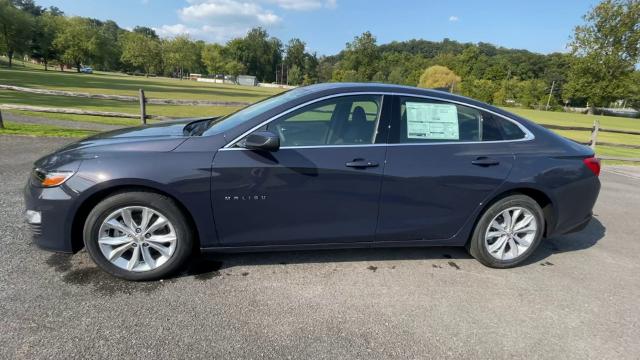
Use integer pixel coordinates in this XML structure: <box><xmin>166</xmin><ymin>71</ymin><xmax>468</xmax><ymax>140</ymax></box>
<box><xmin>244</xmin><ymin>130</ymin><xmax>280</xmax><ymax>151</ymax></box>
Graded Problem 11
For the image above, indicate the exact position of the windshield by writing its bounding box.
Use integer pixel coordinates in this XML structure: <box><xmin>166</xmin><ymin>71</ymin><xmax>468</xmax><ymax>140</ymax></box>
<box><xmin>202</xmin><ymin>87</ymin><xmax>313</xmax><ymax>136</ymax></box>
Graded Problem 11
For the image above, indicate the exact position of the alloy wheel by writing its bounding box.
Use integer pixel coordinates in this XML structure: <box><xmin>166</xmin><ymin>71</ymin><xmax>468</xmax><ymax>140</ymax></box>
<box><xmin>97</xmin><ymin>206</ymin><xmax>177</xmax><ymax>272</ymax></box>
<box><xmin>484</xmin><ymin>206</ymin><xmax>538</xmax><ymax>260</ymax></box>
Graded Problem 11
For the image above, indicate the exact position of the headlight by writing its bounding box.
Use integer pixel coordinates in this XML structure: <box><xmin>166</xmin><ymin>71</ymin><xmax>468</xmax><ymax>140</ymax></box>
<box><xmin>32</xmin><ymin>168</ymin><xmax>75</xmax><ymax>187</ymax></box>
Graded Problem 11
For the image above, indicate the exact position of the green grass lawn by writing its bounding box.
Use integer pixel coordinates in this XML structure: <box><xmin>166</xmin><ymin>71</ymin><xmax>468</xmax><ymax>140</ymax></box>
<box><xmin>0</xmin><ymin>65</ymin><xmax>282</xmax><ymax>102</ymax></box>
<box><xmin>0</xmin><ymin>121</ymin><xmax>98</xmax><ymax>137</ymax></box>
<box><xmin>504</xmin><ymin>107</ymin><xmax>640</xmax><ymax>132</ymax></box>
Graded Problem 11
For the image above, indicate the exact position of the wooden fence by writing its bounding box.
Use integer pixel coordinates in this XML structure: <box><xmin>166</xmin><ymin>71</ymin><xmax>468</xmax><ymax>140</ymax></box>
<box><xmin>0</xmin><ymin>84</ymin><xmax>639</xmax><ymax>162</ymax></box>
<box><xmin>0</xmin><ymin>86</ymin><xmax>249</xmax><ymax>125</ymax></box>
<box><xmin>0</xmin><ymin>84</ymin><xmax>251</xmax><ymax>107</ymax></box>
<box><xmin>541</xmin><ymin>120</ymin><xmax>640</xmax><ymax>162</ymax></box>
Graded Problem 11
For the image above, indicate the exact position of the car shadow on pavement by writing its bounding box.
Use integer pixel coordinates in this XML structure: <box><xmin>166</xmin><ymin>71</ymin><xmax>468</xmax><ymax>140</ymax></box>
<box><xmin>521</xmin><ymin>217</ymin><xmax>606</xmax><ymax>266</ymax></box>
<box><xmin>184</xmin><ymin>217</ymin><xmax>606</xmax><ymax>278</ymax></box>
<box><xmin>46</xmin><ymin>218</ymin><xmax>606</xmax><ymax>286</ymax></box>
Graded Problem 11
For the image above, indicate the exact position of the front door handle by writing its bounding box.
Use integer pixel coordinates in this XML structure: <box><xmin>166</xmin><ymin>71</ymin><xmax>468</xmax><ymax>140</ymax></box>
<box><xmin>345</xmin><ymin>159</ymin><xmax>379</xmax><ymax>168</ymax></box>
<box><xmin>471</xmin><ymin>157</ymin><xmax>500</xmax><ymax>166</ymax></box>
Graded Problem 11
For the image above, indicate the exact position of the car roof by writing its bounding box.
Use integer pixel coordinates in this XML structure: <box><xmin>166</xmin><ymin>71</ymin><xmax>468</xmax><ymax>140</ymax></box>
<box><xmin>293</xmin><ymin>82</ymin><xmax>476</xmax><ymax>104</ymax></box>
<box><xmin>298</xmin><ymin>82</ymin><xmax>447</xmax><ymax>94</ymax></box>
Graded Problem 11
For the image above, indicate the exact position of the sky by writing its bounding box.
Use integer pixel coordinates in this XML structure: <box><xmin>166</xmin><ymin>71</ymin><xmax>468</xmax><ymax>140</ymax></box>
<box><xmin>35</xmin><ymin>0</ymin><xmax>600</xmax><ymax>55</ymax></box>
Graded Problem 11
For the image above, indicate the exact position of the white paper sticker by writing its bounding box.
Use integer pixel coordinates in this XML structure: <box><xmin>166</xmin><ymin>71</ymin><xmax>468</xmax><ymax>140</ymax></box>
<box><xmin>406</xmin><ymin>102</ymin><xmax>459</xmax><ymax>140</ymax></box>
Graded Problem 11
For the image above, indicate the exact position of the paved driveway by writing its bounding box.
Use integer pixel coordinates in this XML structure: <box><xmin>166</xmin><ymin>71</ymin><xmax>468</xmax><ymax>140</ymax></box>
<box><xmin>1</xmin><ymin>135</ymin><xmax>638</xmax><ymax>359</ymax></box>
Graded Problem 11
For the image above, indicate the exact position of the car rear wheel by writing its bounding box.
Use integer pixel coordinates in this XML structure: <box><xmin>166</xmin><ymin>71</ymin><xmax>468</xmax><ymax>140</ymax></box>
<box><xmin>83</xmin><ymin>191</ymin><xmax>193</xmax><ymax>281</ymax></box>
<box><xmin>468</xmin><ymin>194</ymin><xmax>544</xmax><ymax>268</ymax></box>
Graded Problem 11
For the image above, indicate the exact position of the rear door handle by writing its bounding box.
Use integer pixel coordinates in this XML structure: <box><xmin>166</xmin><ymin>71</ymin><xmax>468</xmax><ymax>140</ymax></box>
<box><xmin>345</xmin><ymin>159</ymin><xmax>379</xmax><ymax>168</ymax></box>
<box><xmin>471</xmin><ymin>157</ymin><xmax>500</xmax><ymax>166</ymax></box>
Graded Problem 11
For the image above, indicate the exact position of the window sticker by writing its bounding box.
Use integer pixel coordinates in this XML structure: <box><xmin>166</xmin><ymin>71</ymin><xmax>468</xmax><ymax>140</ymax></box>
<box><xmin>405</xmin><ymin>102</ymin><xmax>459</xmax><ymax>140</ymax></box>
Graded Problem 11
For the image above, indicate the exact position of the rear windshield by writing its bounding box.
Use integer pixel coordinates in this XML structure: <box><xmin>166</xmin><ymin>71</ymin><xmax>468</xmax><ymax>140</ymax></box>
<box><xmin>202</xmin><ymin>87</ymin><xmax>314</xmax><ymax>136</ymax></box>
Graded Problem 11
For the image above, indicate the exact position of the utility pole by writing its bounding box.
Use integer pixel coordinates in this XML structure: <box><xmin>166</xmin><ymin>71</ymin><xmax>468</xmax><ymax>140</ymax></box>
<box><xmin>546</xmin><ymin>80</ymin><xmax>556</xmax><ymax>111</ymax></box>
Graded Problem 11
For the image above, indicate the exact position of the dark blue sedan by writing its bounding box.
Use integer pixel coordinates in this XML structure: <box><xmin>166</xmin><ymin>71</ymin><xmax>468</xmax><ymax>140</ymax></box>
<box><xmin>24</xmin><ymin>83</ymin><xmax>601</xmax><ymax>280</ymax></box>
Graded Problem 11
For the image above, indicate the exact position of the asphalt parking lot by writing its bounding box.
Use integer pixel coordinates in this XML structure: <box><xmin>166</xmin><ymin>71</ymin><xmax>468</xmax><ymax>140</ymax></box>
<box><xmin>1</xmin><ymin>134</ymin><xmax>639</xmax><ymax>359</ymax></box>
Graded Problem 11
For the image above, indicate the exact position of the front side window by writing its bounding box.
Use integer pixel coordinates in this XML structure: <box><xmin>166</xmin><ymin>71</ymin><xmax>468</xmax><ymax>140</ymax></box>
<box><xmin>259</xmin><ymin>95</ymin><xmax>383</xmax><ymax>147</ymax></box>
<box><xmin>393</xmin><ymin>97</ymin><xmax>525</xmax><ymax>143</ymax></box>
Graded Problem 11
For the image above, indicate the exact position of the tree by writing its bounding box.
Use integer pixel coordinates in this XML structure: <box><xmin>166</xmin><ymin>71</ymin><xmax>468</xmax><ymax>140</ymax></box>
<box><xmin>54</xmin><ymin>17</ymin><xmax>103</xmax><ymax>72</ymax></box>
<box><xmin>316</xmin><ymin>56</ymin><xmax>334</xmax><ymax>82</ymax></box>
<box><xmin>285</xmin><ymin>38</ymin><xmax>305</xmax><ymax>70</ymax></box>
<box><xmin>288</xmin><ymin>64</ymin><xmax>303</xmax><ymax>85</ymax></box>
<box><xmin>303</xmin><ymin>53</ymin><xmax>319</xmax><ymax>84</ymax></box>
<box><xmin>11</xmin><ymin>0</ymin><xmax>42</xmax><ymax>16</ymax></box>
<box><xmin>564</xmin><ymin>0</ymin><xmax>640</xmax><ymax>113</ymax></box>
<box><xmin>460</xmin><ymin>79</ymin><xmax>499</xmax><ymax>103</ymax></box>
<box><xmin>31</xmin><ymin>12</ymin><xmax>62</xmax><ymax>70</ymax></box>
<box><xmin>0</xmin><ymin>0</ymin><xmax>33</xmax><ymax>67</ymax></box>
<box><xmin>628</xmin><ymin>71</ymin><xmax>640</xmax><ymax>110</ymax></box>
<box><xmin>387</xmin><ymin>68</ymin><xmax>406</xmax><ymax>85</ymax></box>
<box><xmin>163</xmin><ymin>35</ymin><xmax>199</xmax><ymax>78</ymax></box>
<box><xmin>514</xmin><ymin>79</ymin><xmax>547</xmax><ymax>107</ymax></box>
<box><xmin>93</xmin><ymin>19</ymin><xmax>123</xmax><ymax>71</ymax></box>
<box><xmin>417</xmin><ymin>65</ymin><xmax>461</xmax><ymax>90</ymax></box>
<box><xmin>47</xmin><ymin>6</ymin><xmax>63</xmax><ymax>16</ymax></box>
<box><xmin>340</xmin><ymin>31</ymin><xmax>380</xmax><ymax>81</ymax></box>
<box><xmin>121</xmin><ymin>31</ymin><xmax>162</xmax><ymax>76</ymax></box>
<box><xmin>230</xmin><ymin>27</ymin><xmax>282</xmax><ymax>82</ymax></box>
<box><xmin>202</xmin><ymin>43</ymin><xmax>226</xmax><ymax>75</ymax></box>
<box><xmin>132</xmin><ymin>26</ymin><xmax>158</xmax><ymax>39</ymax></box>
<box><xmin>224</xmin><ymin>60</ymin><xmax>245</xmax><ymax>77</ymax></box>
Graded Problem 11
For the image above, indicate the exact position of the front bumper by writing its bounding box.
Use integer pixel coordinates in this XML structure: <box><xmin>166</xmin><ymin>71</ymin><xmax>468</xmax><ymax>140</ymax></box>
<box><xmin>24</xmin><ymin>182</ymin><xmax>78</xmax><ymax>253</ymax></box>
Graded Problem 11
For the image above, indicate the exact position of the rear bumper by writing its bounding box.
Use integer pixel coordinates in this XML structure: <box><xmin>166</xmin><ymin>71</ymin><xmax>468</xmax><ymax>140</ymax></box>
<box><xmin>558</xmin><ymin>213</ymin><xmax>593</xmax><ymax>235</ymax></box>
<box><xmin>547</xmin><ymin>174</ymin><xmax>600</xmax><ymax>237</ymax></box>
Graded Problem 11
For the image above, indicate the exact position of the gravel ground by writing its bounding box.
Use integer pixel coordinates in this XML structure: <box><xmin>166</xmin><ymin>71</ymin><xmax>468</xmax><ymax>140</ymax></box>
<box><xmin>1</xmin><ymin>112</ymin><xmax>123</xmax><ymax>131</ymax></box>
<box><xmin>1</xmin><ymin>135</ymin><xmax>639</xmax><ymax>359</ymax></box>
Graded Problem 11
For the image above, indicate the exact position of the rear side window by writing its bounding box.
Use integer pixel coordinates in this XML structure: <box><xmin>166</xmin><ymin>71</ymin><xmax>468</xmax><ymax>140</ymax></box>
<box><xmin>393</xmin><ymin>97</ymin><xmax>526</xmax><ymax>143</ymax></box>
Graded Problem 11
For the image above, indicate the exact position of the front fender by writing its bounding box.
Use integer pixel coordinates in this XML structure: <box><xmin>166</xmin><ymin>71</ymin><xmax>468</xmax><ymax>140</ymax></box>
<box><xmin>66</xmin><ymin>151</ymin><xmax>219</xmax><ymax>250</ymax></box>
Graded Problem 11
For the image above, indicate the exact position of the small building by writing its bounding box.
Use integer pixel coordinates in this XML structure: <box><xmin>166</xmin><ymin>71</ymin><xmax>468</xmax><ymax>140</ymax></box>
<box><xmin>237</xmin><ymin>75</ymin><xmax>257</xmax><ymax>86</ymax></box>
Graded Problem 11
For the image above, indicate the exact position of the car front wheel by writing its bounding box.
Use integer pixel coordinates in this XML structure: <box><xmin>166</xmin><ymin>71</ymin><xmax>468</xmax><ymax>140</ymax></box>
<box><xmin>468</xmin><ymin>194</ymin><xmax>544</xmax><ymax>268</ymax></box>
<box><xmin>83</xmin><ymin>191</ymin><xmax>193</xmax><ymax>281</ymax></box>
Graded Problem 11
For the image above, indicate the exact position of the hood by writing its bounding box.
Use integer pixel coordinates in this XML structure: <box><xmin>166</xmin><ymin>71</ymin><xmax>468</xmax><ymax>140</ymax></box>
<box><xmin>35</xmin><ymin>117</ymin><xmax>217</xmax><ymax>169</ymax></box>
<box><xmin>57</xmin><ymin>117</ymin><xmax>218</xmax><ymax>153</ymax></box>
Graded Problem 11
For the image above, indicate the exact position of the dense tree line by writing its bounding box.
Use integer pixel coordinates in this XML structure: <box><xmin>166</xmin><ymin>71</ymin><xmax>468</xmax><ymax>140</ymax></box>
<box><xmin>0</xmin><ymin>0</ymin><xmax>638</xmax><ymax>110</ymax></box>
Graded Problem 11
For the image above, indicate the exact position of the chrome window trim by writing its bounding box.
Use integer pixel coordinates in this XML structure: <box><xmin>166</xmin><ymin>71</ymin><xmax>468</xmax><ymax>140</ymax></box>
<box><xmin>220</xmin><ymin>91</ymin><xmax>534</xmax><ymax>151</ymax></box>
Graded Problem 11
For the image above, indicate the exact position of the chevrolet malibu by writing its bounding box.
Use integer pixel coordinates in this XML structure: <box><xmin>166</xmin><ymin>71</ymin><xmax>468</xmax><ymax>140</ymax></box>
<box><xmin>24</xmin><ymin>83</ymin><xmax>601</xmax><ymax>281</ymax></box>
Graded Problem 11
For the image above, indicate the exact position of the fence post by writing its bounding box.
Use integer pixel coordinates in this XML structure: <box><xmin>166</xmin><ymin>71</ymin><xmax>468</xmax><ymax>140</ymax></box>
<box><xmin>139</xmin><ymin>89</ymin><xmax>146</xmax><ymax>125</ymax></box>
<box><xmin>0</xmin><ymin>109</ymin><xmax>4</xmax><ymax>129</ymax></box>
<box><xmin>590</xmin><ymin>119</ymin><xmax>600</xmax><ymax>150</ymax></box>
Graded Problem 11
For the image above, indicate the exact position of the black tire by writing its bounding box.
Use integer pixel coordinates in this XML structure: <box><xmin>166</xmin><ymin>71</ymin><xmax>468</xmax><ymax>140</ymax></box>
<box><xmin>83</xmin><ymin>191</ymin><xmax>193</xmax><ymax>281</ymax></box>
<box><xmin>467</xmin><ymin>194</ymin><xmax>545</xmax><ymax>268</ymax></box>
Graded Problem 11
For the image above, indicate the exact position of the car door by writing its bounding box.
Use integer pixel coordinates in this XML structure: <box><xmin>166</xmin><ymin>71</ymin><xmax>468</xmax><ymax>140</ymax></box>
<box><xmin>211</xmin><ymin>94</ymin><xmax>391</xmax><ymax>246</ymax></box>
<box><xmin>375</xmin><ymin>95</ymin><xmax>527</xmax><ymax>242</ymax></box>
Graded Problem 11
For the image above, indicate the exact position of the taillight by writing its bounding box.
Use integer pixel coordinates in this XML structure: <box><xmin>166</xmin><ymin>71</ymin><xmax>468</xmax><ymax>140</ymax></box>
<box><xmin>583</xmin><ymin>156</ymin><xmax>601</xmax><ymax>176</ymax></box>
